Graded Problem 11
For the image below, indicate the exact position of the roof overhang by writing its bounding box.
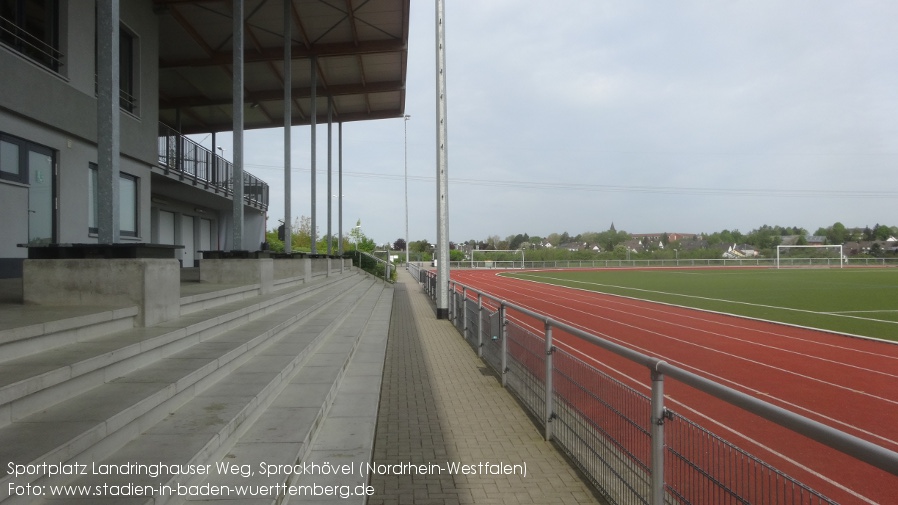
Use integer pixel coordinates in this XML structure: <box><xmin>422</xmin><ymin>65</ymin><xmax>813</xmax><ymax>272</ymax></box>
<box><xmin>153</xmin><ymin>0</ymin><xmax>409</xmax><ymax>135</ymax></box>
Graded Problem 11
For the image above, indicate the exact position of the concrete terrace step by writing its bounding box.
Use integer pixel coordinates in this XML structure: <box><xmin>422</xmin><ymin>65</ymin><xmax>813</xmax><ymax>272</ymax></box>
<box><xmin>0</xmin><ymin>273</ymin><xmax>373</xmax><ymax>502</ymax></box>
<box><xmin>0</xmin><ymin>305</ymin><xmax>139</xmax><ymax>363</ymax></box>
<box><xmin>166</xmin><ymin>283</ymin><xmax>392</xmax><ymax>505</ymax></box>
<box><xmin>286</xmin><ymin>284</ymin><xmax>393</xmax><ymax>505</ymax></box>
<box><xmin>0</xmin><ymin>274</ymin><xmax>363</xmax><ymax>427</ymax></box>
<box><xmin>30</xmin><ymin>279</ymin><xmax>392</xmax><ymax>505</ymax></box>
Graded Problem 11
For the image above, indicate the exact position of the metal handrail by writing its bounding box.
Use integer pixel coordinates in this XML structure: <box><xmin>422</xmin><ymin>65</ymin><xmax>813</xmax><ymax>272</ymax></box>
<box><xmin>157</xmin><ymin>123</ymin><xmax>268</xmax><ymax>210</ymax></box>
<box><xmin>448</xmin><ymin>256</ymin><xmax>898</xmax><ymax>269</ymax></box>
<box><xmin>356</xmin><ymin>250</ymin><xmax>393</xmax><ymax>283</ymax></box>
<box><xmin>442</xmin><ymin>273</ymin><xmax>898</xmax><ymax>504</ymax></box>
<box><xmin>0</xmin><ymin>17</ymin><xmax>64</xmax><ymax>71</ymax></box>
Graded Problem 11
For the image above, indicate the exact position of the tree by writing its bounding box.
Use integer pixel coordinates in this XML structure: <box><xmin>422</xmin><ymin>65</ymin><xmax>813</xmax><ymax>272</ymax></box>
<box><xmin>874</xmin><ymin>224</ymin><xmax>891</xmax><ymax>241</ymax></box>
<box><xmin>392</xmin><ymin>238</ymin><xmax>407</xmax><ymax>251</ymax></box>
<box><xmin>826</xmin><ymin>222</ymin><xmax>847</xmax><ymax>245</ymax></box>
<box><xmin>348</xmin><ymin>219</ymin><xmax>375</xmax><ymax>252</ymax></box>
<box><xmin>292</xmin><ymin>215</ymin><xmax>317</xmax><ymax>250</ymax></box>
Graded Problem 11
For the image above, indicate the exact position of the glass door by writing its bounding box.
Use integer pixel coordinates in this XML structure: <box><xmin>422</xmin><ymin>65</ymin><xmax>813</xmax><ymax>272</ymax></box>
<box><xmin>28</xmin><ymin>149</ymin><xmax>55</xmax><ymax>246</ymax></box>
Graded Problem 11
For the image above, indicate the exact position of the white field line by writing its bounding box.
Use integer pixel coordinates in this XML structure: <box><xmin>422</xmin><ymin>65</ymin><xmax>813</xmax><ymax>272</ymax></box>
<box><xmin>497</xmin><ymin>272</ymin><xmax>898</xmax><ymax>347</ymax></box>
<box><xmin>502</xmin><ymin>297</ymin><xmax>898</xmax><ymax>446</ymax></box>
<box><xmin>504</xmin><ymin>278</ymin><xmax>898</xmax><ymax>373</ymax></box>
<box><xmin>510</xmin><ymin>272</ymin><xmax>898</xmax><ymax>326</ymax></box>
<box><xmin>460</xmin><ymin>273</ymin><xmax>887</xmax><ymax>503</ymax></box>
<box><xmin>471</xmin><ymin>274</ymin><xmax>898</xmax><ymax>374</ymax></box>
<box><xmin>827</xmin><ymin>309</ymin><xmax>898</xmax><ymax>315</ymax></box>
<box><xmin>467</xmin><ymin>276</ymin><xmax>898</xmax><ymax>443</ymax></box>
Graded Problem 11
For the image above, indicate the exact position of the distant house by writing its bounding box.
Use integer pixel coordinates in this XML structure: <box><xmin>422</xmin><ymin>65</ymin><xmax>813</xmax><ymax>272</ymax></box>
<box><xmin>623</xmin><ymin>239</ymin><xmax>644</xmax><ymax>253</ymax></box>
<box><xmin>844</xmin><ymin>241</ymin><xmax>898</xmax><ymax>255</ymax></box>
<box><xmin>631</xmin><ymin>232</ymin><xmax>696</xmax><ymax>243</ymax></box>
<box><xmin>678</xmin><ymin>238</ymin><xmax>709</xmax><ymax>252</ymax></box>
<box><xmin>559</xmin><ymin>242</ymin><xmax>589</xmax><ymax>252</ymax></box>
<box><xmin>781</xmin><ymin>235</ymin><xmax>827</xmax><ymax>246</ymax></box>
<box><xmin>722</xmin><ymin>244</ymin><xmax>759</xmax><ymax>259</ymax></box>
<box><xmin>806</xmin><ymin>236</ymin><xmax>827</xmax><ymax>245</ymax></box>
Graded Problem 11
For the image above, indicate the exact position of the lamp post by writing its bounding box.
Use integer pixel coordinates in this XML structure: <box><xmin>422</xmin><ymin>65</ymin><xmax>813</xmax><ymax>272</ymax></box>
<box><xmin>352</xmin><ymin>224</ymin><xmax>362</xmax><ymax>249</ymax></box>
<box><xmin>404</xmin><ymin>114</ymin><xmax>411</xmax><ymax>269</ymax></box>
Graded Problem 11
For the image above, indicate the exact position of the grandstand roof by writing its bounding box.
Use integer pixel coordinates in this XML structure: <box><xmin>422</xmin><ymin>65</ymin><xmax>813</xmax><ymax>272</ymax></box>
<box><xmin>153</xmin><ymin>0</ymin><xmax>409</xmax><ymax>135</ymax></box>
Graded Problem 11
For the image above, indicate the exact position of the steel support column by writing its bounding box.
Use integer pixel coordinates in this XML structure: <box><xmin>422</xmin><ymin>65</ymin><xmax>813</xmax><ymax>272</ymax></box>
<box><xmin>231</xmin><ymin>0</ymin><xmax>245</xmax><ymax>250</ymax></box>
<box><xmin>327</xmin><ymin>98</ymin><xmax>333</xmax><ymax>256</ymax></box>
<box><xmin>404</xmin><ymin>114</ymin><xmax>410</xmax><ymax>269</ymax></box>
<box><xmin>651</xmin><ymin>370</ymin><xmax>666</xmax><ymax>505</ymax></box>
<box><xmin>310</xmin><ymin>56</ymin><xmax>318</xmax><ymax>255</ymax></box>
<box><xmin>500</xmin><ymin>303</ymin><xmax>508</xmax><ymax>387</ymax></box>
<box><xmin>338</xmin><ymin>122</ymin><xmax>343</xmax><ymax>257</ymax></box>
<box><xmin>435</xmin><ymin>0</ymin><xmax>450</xmax><ymax>319</ymax></box>
<box><xmin>544</xmin><ymin>322</ymin><xmax>555</xmax><ymax>441</ymax></box>
<box><xmin>283</xmin><ymin>0</ymin><xmax>292</xmax><ymax>253</ymax></box>
<box><xmin>96</xmin><ymin>0</ymin><xmax>120</xmax><ymax>244</ymax></box>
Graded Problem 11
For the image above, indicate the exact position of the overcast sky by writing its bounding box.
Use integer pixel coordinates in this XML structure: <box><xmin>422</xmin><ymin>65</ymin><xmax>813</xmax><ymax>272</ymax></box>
<box><xmin>215</xmin><ymin>1</ymin><xmax>898</xmax><ymax>247</ymax></box>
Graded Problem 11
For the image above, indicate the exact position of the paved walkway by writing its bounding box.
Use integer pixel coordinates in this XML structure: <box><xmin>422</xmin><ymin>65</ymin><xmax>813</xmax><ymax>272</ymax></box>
<box><xmin>368</xmin><ymin>271</ymin><xmax>601</xmax><ymax>505</ymax></box>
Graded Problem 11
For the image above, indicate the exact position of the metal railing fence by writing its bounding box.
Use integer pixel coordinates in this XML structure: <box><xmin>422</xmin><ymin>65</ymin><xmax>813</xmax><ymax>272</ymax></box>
<box><xmin>157</xmin><ymin>123</ymin><xmax>269</xmax><ymax>210</ymax></box>
<box><xmin>354</xmin><ymin>250</ymin><xmax>394</xmax><ymax>283</ymax></box>
<box><xmin>417</xmin><ymin>270</ymin><xmax>898</xmax><ymax>504</ymax></box>
<box><xmin>449</xmin><ymin>257</ymin><xmax>898</xmax><ymax>269</ymax></box>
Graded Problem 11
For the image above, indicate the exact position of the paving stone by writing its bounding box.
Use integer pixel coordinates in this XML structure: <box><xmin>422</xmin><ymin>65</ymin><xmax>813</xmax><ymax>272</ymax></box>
<box><xmin>368</xmin><ymin>271</ymin><xmax>603</xmax><ymax>504</ymax></box>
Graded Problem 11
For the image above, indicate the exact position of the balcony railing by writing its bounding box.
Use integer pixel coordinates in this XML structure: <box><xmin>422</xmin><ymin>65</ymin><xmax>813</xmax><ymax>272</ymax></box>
<box><xmin>157</xmin><ymin>123</ymin><xmax>268</xmax><ymax>210</ymax></box>
<box><xmin>0</xmin><ymin>14</ymin><xmax>64</xmax><ymax>72</ymax></box>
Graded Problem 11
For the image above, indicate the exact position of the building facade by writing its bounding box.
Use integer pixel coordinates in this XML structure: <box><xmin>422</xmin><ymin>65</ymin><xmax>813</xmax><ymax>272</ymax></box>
<box><xmin>0</xmin><ymin>0</ymin><xmax>268</xmax><ymax>278</ymax></box>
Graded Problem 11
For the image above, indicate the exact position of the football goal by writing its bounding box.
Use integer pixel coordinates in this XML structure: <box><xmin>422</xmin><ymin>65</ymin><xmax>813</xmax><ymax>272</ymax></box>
<box><xmin>469</xmin><ymin>249</ymin><xmax>526</xmax><ymax>269</ymax></box>
<box><xmin>775</xmin><ymin>244</ymin><xmax>844</xmax><ymax>269</ymax></box>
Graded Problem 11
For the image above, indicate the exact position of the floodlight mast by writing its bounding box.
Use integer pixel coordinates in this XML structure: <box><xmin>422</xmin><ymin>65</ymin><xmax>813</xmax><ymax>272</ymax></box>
<box><xmin>435</xmin><ymin>0</ymin><xmax>450</xmax><ymax>319</ymax></box>
<box><xmin>404</xmin><ymin>115</ymin><xmax>411</xmax><ymax>270</ymax></box>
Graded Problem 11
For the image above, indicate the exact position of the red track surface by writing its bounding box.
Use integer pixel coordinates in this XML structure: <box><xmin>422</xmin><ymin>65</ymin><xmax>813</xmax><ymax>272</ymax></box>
<box><xmin>450</xmin><ymin>269</ymin><xmax>898</xmax><ymax>505</ymax></box>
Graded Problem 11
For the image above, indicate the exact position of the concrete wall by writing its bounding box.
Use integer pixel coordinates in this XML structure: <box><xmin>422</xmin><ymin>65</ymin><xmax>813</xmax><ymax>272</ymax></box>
<box><xmin>200</xmin><ymin>259</ymin><xmax>274</xmax><ymax>295</ymax></box>
<box><xmin>273</xmin><ymin>258</ymin><xmax>311</xmax><ymax>281</ymax></box>
<box><xmin>23</xmin><ymin>259</ymin><xmax>180</xmax><ymax>327</ymax></box>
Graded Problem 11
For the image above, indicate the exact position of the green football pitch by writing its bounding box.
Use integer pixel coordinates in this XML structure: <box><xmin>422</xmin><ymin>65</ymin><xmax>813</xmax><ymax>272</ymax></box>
<box><xmin>502</xmin><ymin>267</ymin><xmax>898</xmax><ymax>342</ymax></box>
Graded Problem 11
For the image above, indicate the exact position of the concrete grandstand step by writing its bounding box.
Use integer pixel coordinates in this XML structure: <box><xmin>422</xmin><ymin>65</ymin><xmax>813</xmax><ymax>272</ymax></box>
<box><xmin>26</xmin><ymin>278</ymin><xmax>390</xmax><ymax>505</ymax></box>
<box><xmin>178</xmin><ymin>284</ymin><xmax>263</xmax><ymax>316</ymax></box>
<box><xmin>0</xmin><ymin>305</ymin><xmax>139</xmax><ymax>363</ymax></box>
<box><xmin>0</xmin><ymin>274</ymin><xmax>363</xmax><ymax>428</ymax></box>
<box><xmin>165</xmin><ymin>283</ymin><xmax>393</xmax><ymax>505</ymax></box>
<box><xmin>286</xmin><ymin>283</ymin><xmax>393</xmax><ymax>504</ymax></box>
<box><xmin>0</xmin><ymin>273</ymin><xmax>373</xmax><ymax>503</ymax></box>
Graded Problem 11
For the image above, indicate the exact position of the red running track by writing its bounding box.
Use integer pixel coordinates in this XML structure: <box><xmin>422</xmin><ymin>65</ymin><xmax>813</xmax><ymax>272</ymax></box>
<box><xmin>450</xmin><ymin>269</ymin><xmax>898</xmax><ymax>505</ymax></box>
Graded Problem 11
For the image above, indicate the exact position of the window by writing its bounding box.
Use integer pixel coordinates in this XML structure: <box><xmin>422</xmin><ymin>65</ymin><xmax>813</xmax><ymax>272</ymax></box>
<box><xmin>0</xmin><ymin>136</ymin><xmax>23</xmax><ymax>183</ymax></box>
<box><xmin>118</xmin><ymin>26</ymin><xmax>137</xmax><ymax>113</ymax></box>
<box><xmin>0</xmin><ymin>0</ymin><xmax>61</xmax><ymax>71</ymax></box>
<box><xmin>89</xmin><ymin>164</ymin><xmax>139</xmax><ymax>237</ymax></box>
<box><xmin>0</xmin><ymin>132</ymin><xmax>33</xmax><ymax>184</ymax></box>
<box><xmin>94</xmin><ymin>24</ymin><xmax>139</xmax><ymax>114</ymax></box>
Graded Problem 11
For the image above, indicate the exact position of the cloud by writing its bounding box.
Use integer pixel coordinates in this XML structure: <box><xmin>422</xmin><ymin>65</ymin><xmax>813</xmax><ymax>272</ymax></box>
<box><xmin>243</xmin><ymin>1</ymin><xmax>898</xmax><ymax>244</ymax></box>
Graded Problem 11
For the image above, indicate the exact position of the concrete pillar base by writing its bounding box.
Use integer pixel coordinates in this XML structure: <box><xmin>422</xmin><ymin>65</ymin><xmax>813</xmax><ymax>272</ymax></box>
<box><xmin>23</xmin><ymin>259</ymin><xmax>180</xmax><ymax>327</ymax></box>
<box><xmin>200</xmin><ymin>258</ymin><xmax>274</xmax><ymax>294</ymax></box>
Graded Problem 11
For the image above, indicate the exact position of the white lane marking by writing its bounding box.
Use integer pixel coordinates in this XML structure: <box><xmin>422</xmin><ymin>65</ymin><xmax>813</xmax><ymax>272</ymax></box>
<box><xmin>511</xmin><ymin>272</ymin><xmax>898</xmax><ymax>326</ymax></box>
<box><xmin>464</xmin><ymin>276</ymin><xmax>898</xmax><ymax>442</ymax></box>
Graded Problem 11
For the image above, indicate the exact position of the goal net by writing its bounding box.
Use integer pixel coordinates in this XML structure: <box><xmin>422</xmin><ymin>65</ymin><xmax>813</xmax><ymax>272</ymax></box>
<box><xmin>775</xmin><ymin>245</ymin><xmax>844</xmax><ymax>269</ymax></box>
<box><xmin>468</xmin><ymin>249</ymin><xmax>525</xmax><ymax>269</ymax></box>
